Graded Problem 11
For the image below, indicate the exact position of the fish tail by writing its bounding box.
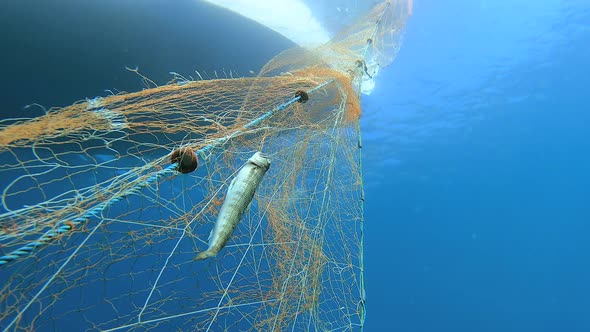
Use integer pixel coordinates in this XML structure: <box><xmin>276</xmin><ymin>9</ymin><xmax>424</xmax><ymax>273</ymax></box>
<box><xmin>194</xmin><ymin>250</ymin><xmax>216</xmax><ymax>261</ymax></box>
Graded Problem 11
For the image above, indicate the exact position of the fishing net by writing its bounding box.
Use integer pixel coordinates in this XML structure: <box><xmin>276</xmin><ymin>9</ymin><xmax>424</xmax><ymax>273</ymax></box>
<box><xmin>0</xmin><ymin>1</ymin><xmax>411</xmax><ymax>331</ymax></box>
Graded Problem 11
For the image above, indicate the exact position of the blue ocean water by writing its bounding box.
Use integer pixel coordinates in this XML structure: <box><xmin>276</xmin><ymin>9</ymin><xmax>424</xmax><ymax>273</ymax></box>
<box><xmin>362</xmin><ymin>0</ymin><xmax>590</xmax><ymax>330</ymax></box>
<box><xmin>1</xmin><ymin>0</ymin><xmax>589</xmax><ymax>331</ymax></box>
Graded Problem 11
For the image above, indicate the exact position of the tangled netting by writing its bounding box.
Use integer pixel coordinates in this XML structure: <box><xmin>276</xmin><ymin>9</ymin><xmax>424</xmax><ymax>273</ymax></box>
<box><xmin>0</xmin><ymin>1</ymin><xmax>411</xmax><ymax>331</ymax></box>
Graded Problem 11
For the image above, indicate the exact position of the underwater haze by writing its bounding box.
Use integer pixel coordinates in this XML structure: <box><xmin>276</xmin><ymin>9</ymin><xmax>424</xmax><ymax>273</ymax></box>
<box><xmin>1</xmin><ymin>0</ymin><xmax>590</xmax><ymax>331</ymax></box>
<box><xmin>362</xmin><ymin>0</ymin><xmax>590</xmax><ymax>331</ymax></box>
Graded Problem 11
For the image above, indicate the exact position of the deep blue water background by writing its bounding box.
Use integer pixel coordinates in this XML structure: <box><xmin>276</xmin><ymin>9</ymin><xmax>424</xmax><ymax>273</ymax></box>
<box><xmin>363</xmin><ymin>0</ymin><xmax>590</xmax><ymax>330</ymax></box>
<box><xmin>1</xmin><ymin>0</ymin><xmax>589</xmax><ymax>331</ymax></box>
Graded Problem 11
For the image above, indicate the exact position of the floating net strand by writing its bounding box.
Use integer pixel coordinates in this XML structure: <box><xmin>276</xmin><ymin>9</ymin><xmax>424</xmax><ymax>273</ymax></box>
<box><xmin>0</xmin><ymin>1</ymin><xmax>411</xmax><ymax>331</ymax></box>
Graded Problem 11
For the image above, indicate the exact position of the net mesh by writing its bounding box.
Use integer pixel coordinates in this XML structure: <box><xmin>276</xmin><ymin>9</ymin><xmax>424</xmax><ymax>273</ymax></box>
<box><xmin>0</xmin><ymin>1</ymin><xmax>411</xmax><ymax>331</ymax></box>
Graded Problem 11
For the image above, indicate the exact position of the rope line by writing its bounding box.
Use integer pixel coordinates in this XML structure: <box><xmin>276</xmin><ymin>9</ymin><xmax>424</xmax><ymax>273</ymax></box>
<box><xmin>0</xmin><ymin>80</ymin><xmax>335</xmax><ymax>267</ymax></box>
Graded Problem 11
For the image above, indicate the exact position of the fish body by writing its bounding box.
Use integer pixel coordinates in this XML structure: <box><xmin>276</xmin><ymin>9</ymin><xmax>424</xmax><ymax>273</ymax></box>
<box><xmin>195</xmin><ymin>152</ymin><xmax>270</xmax><ymax>260</ymax></box>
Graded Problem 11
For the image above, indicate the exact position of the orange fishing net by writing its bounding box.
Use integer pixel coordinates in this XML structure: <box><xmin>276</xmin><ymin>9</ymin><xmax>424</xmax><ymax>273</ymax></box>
<box><xmin>0</xmin><ymin>2</ymin><xmax>411</xmax><ymax>330</ymax></box>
